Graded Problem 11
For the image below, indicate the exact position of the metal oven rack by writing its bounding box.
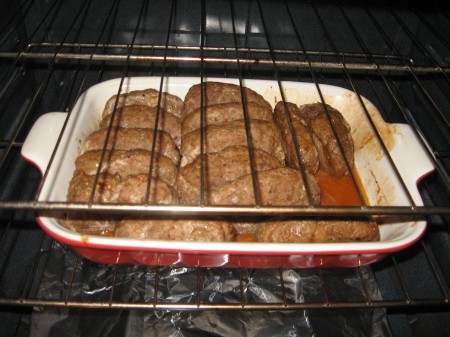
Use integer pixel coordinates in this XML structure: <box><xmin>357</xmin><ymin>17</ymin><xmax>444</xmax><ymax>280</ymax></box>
<box><xmin>0</xmin><ymin>0</ymin><xmax>449</xmax><ymax>336</ymax></box>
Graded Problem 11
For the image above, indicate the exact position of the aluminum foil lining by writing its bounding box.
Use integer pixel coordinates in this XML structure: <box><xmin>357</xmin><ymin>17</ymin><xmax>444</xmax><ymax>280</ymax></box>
<box><xmin>29</xmin><ymin>241</ymin><xmax>392</xmax><ymax>337</ymax></box>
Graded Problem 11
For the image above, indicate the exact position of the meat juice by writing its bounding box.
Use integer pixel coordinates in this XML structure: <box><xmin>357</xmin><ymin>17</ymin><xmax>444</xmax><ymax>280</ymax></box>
<box><xmin>315</xmin><ymin>169</ymin><xmax>366</xmax><ymax>206</ymax></box>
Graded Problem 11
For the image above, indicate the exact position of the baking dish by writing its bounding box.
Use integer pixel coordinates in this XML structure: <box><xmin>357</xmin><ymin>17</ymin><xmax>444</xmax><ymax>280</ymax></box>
<box><xmin>21</xmin><ymin>76</ymin><xmax>434</xmax><ymax>268</ymax></box>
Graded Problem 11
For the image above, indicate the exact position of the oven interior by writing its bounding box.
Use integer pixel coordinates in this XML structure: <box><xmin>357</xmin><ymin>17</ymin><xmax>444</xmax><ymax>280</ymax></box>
<box><xmin>0</xmin><ymin>0</ymin><xmax>449</xmax><ymax>336</ymax></box>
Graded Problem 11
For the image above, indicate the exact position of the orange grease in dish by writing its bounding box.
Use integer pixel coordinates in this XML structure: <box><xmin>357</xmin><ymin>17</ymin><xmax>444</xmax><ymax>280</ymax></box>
<box><xmin>235</xmin><ymin>233</ymin><xmax>257</xmax><ymax>242</ymax></box>
<box><xmin>315</xmin><ymin>169</ymin><xmax>366</xmax><ymax>206</ymax></box>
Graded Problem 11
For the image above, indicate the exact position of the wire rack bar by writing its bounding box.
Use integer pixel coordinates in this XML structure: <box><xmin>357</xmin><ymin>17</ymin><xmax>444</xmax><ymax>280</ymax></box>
<box><xmin>0</xmin><ymin>51</ymin><xmax>447</xmax><ymax>74</ymax></box>
<box><xmin>0</xmin><ymin>202</ymin><xmax>449</xmax><ymax>217</ymax></box>
<box><xmin>0</xmin><ymin>291</ymin><xmax>448</xmax><ymax>310</ymax></box>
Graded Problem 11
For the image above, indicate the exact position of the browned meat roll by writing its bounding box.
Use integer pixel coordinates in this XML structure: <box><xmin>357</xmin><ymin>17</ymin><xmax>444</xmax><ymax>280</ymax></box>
<box><xmin>210</xmin><ymin>167</ymin><xmax>320</xmax><ymax>206</ymax></box>
<box><xmin>182</xmin><ymin>102</ymin><xmax>274</xmax><ymax>135</ymax></box>
<box><xmin>81</xmin><ymin>128</ymin><xmax>180</xmax><ymax>166</ymax></box>
<box><xmin>115</xmin><ymin>218</ymin><xmax>236</xmax><ymax>242</ymax></box>
<box><xmin>180</xmin><ymin>119</ymin><xmax>285</xmax><ymax>167</ymax></box>
<box><xmin>67</xmin><ymin>171</ymin><xmax>179</xmax><ymax>205</ymax></box>
<box><xmin>274</xmin><ymin>101</ymin><xmax>319</xmax><ymax>174</ymax></box>
<box><xmin>183</xmin><ymin>81</ymin><xmax>272</xmax><ymax>118</ymax></box>
<box><xmin>177</xmin><ymin>145</ymin><xmax>285</xmax><ymax>204</ymax></box>
<box><xmin>298</xmin><ymin>103</ymin><xmax>354</xmax><ymax>176</ymax></box>
<box><xmin>256</xmin><ymin>219</ymin><xmax>379</xmax><ymax>243</ymax></box>
<box><xmin>100</xmin><ymin>105</ymin><xmax>181</xmax><ymax>147</ymax></box>
<box><xmin>75</xmin><ymin>149</ymin><xmax>177</xmax><ymax>187</ymax></box>
<box><xmin>102</xmin><ymin>88</ymin><xmax>184</xmax><ymax>119</ymax></box>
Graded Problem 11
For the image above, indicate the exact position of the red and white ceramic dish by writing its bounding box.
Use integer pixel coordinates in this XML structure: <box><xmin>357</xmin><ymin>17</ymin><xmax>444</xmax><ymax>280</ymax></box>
<box><xmin>21</xmin><ymin>77</ymin><xmax>434</xmax><ymax>267</ymax></box>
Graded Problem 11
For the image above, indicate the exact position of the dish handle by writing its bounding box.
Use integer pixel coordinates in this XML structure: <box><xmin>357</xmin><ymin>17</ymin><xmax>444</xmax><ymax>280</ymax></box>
<box><xmin>390</xmin><ymin>123</ymin><xmax>435</xmax><ymax>204</ymax></box>
<box><xmin>21</xmin><ymin>112</ymin><xmax>68</xmax><ymax>175</ymax></box>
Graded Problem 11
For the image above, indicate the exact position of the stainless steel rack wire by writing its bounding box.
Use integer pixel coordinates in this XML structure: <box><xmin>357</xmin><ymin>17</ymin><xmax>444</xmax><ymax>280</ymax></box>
<box><xmin>0</xmin><ymin>236</ymin><xmax>448</xmax><ymax>310</ymax></box>
<box><xmin>0</xmin><ymin>0</ymin><xmax>449</xmax><ymax>319</ymax></box>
